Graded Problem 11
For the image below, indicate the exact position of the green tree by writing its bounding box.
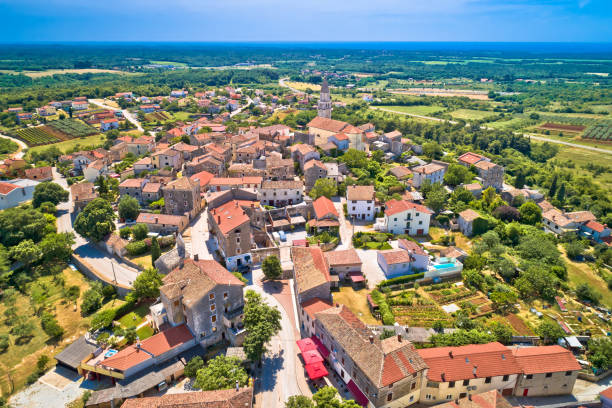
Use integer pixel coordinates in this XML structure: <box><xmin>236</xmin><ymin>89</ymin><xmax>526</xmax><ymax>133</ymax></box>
<box><xmin>124</xmin><ymin>328</ymin><xmax>137</xmax><ymax>343</ymax></box>
<box><xmin>193</xmin><ymin>355</ymin><xmax>248</xmax><ymax>390</ymax></box>
<box><xmin>490</xmin><ymin>290</ymin><xmax>517</xmax><ymax>314</ymax></box>
<box><xmin>81</xmin><ymin>287</ymin><xmax>103</xmax><ymax>315</ymax></box>
<box><xmin>424</xmin><ymin>185</ymin><xmax>447</xmax><ymax>213</ymax></box>
<box><xmin>0</xmin><ymin>206</ymin><xmax>48</xmax><ymax>246</ymax></box>
<box><xmin>132</xmin><ymin>223</ymin><xmax>149</xmax><ymax>241</ymax></box>
<box><xmin>444</xmin><ymin>164</ymin><xmax>473</xmax><ymax>186</ymax></box>
<box><xmin>39</xmin><ymin>201</ymin><xmax>57</xmax><ymax>214</ymax></box>
<box><xmin>0</xmin><ymin>333</ymin><xmax>9</xmax><ymax>353</ymax></box>
<box><xmin>536</xmin><ymin>320</ymin><xmax>565</xmax><ymax>345</ymax></box>
<box><xmin>243</xmin><ymin>290</ymin><xmax>282</xmax><ymax>361</ymax></box>
<box><xmin>74</xmin><ymin>198</ymin><xmax>116</xmax><ymax>242</ymax></box>
<box><xmin>9</xmin><ymin>239</ymin><xmax>42</xmax><ymax>268</ymax></box>
<box><xmin>90</xmin><ymin>309</ymin><xmax>116</xmax><ymax>331</ymax></box>
<box><xmin>340</xmin><ymin>149</ymin><xmax>368</xmax><ymax>169</ymax></box>
<box><xmin>132</xmin><ymin>268</ymin><xmax>163</xmax><ymax>300</ymax></box>
<box><xmin>588</xmin><ymin>337</ymin><xmax>612</xmax><ymax>370</ymax></box>
<box><xmin>518</xmin><ymin>201</ymin><xmax>542</xmax><ymax>225</ymax></box>
<box><xmin>309</xmin><ymin>178</ymin><xmax>338</xmax><ymax>199</ymax></box>
<box><xmin>548</xmin><ymin>174</ymin><xmax>558</xmax><ymax>197</ymax></box>
<box><xmin>12</xmin><ymin>318</ymin><xmax>35</xmax><ymax>340</ymax></box>
<box><xmin>150</xmin><ymin>236</ymin><xmax>161</xmax><ymax>263</ymax></box>
<box><xmin>286</xmin><ymin>395</ymin><xmax>315</xmax><ymax>408</ymax></box>
<box><xmin>487</xmin><ymin>321</ymin><xmax>513</xmax><ymax>344</ymax></box>
<box><xmin>575</xmin><ymin>283</ymin><xmax>601</xmax><ymax>305</ymax></box>
<box><xmin>39</xmin><ymin>232</ymin><xmax>74</xmax><ymax>263</ymax></box>
<box><xmin>118</xmin><ymin>195</ymin><xmax>140</xmax><ymax>221</ymax></box>
<box><xmin>184</xmin><ymin>356</ymin><xmax>204</xmax><ymax>378</ymax></box>
<box><xmin>514</xmin><ymin>267</ymin><xmax>558</xmax><ymax>301</ymax></box>
<box><xmin>423</xmin><ymin>142</ymin><xmax>443</xmax><ymax>159</ymax></box>
<box><xmin>37</xmin><ymin>355</ymin><xmax>50</xmax><ymax>374</ymax></box>
<box><xmin>32</xmin><ymin>182</ymin><xmax>68</xmax><ymax>207</ymax></box>
<box><xmin>556</xmin><ymin>183</ymin><xmax>566</xmax><ymax>203</ymax></box>
<box><xmin>262</xmin><ymin>255</ymin><xmax>282</xmax><ymax>280</ymax></box>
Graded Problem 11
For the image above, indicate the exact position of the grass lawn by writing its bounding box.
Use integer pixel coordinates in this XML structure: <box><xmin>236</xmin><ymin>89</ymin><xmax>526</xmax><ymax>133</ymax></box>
<box><xmin>450</xmin><ymin>109</ymin><xmax>495</xmax><ymax>120</ymax></box>
<box><xmin>117</xmin><ymin>303</ymin><xmax>150</xmax><ymax>329</ymax></box>
<box><xmin>171</xmin><ymin>111</ymin><xmax>193</xmax><ymax>121</ymax></box>
<box><xmin>528</xmin><ymin>131</ymin><xmax>612</xmax><ymax>152</ymax></box>
<box><xmin>428</xmin><ymin>227</ymin><xmax>472</xmax><ymax>251</ymax></box>
<box><xmin>378</xmin><ymin>105</ymin><xmax>445</xmax><ymax>116</ymax></box>
<box><xmin>26</xmin><ymin>133</ymin><xmax>105</xmax><ymax>158</ymax></box>
<box><xmin>0</xmin><ymin>268</ymin><xmax>93</xmax><ymax>395</ymax></box>
<box><xmin>365</xmin><ymin>242</ymin><xmax>392</xmax><ymax>250</ymax></box>
<box><xmin>150</xmin><ymin>60</ymin><xmax>188</xmax><ymax>67</ymax></box>
<box><xmin>136</xmin><ymin>325</ymin><xmax>155</xmax><ymax>340</ymax></box>
<box><xmin>547</xmin><ymin>143</ymin><xmax>612</xmax><ymax>188</ymax></box>
<box><xmin>332</xmin><ymin>287</ymin><xmax>379</xmax><ymax>325</ymax></box>
<box><xmin>486</xmin><ymin>116</ymin><xmax>530</xmax><ymax>130</ymax></box>
<box><xmin>562</xmin><ymin>248</ymin><xmax>612</xmax><ymax>309</ymax></box>
<box><xmin>284</xmin><ymin>81</ymin><xmax>321</xmax><ymax>92</ymax></box>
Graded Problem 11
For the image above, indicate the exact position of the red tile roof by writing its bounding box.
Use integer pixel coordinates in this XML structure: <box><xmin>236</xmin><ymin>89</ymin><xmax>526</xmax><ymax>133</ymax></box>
<box><xmin>210</xmin><ymin>200</ymin><xmax>252</xmax><ymax>234</ymax></box>
<box><xmin>301</xmin><ymin>297</ymin><xmax>334</xmax><ymax>320</ymax></box>
<box><xmin>585</xmin><ymin>220</ymin><xmax>607</xmax><ymax>233</ymax></box>
<box><xmin>384</xmin><ymin>199</ymin><xmax>433</xmax><ymax>216</ymax></box>
<box><xmin>101</xmin><ymin>325</ymin><xmax>193</xmax><ymax>371</ymax></box>
<box><xmin>121</xmin><ymin>387</ymin><xmax>253</xmax><ymax>408</ymax></box>
<box><xmin>307</xmin><ymin>116</ymin><xmax>350</xmax><ymax>133</ymax></box>
<box><xmin>417</xmin><ymin>342</ymin><xmax>521</xmax><ymax>382</ymax></box>
<box><xmin>332</xmin><ymin>133</ymin><xmax>349</xmax><ymax>141</ymax></box>
<box><xmin>190</xmin><ymin>170</ymin><xmax>215</xmax><ymax>187</ymax></box>
<box><xmin>458</xmin><ymin>152</ymin><xmax>487</xmax><ymax>165</ymax></box>
<box><xmin>398</xmin><ymin>239</ymin><xmax>427</xmax><ymax>256</ymax></box>
<box><xmin>512</xmin><ymin>345</ymin><xmax>581</xmax><ymax>374</ymax></box>
<box><xmin>378</xmin><ymin>249</ymin><xmax>411</xmax><ymax>265</ymax></box>
<box><xmin>0</xmin><ymin>182</ymin><xmax>18</xmax><ymax>195</ymax></box>
<box><xmin>600</xmin><ymin>386</ymin><xmax>612</xmax><ymax>401</ymax></box>
<box><xmin>313</xmin><ymin>196</ymin><xmax>339</xmax><ymax>220</ymax></box>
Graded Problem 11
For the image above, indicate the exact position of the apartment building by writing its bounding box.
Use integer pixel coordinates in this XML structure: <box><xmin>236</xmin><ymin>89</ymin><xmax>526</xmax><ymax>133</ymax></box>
<box><xmin>381</xmin><ymin>199</ymin><xmax>432</xmax><ymax>236</ymax></box>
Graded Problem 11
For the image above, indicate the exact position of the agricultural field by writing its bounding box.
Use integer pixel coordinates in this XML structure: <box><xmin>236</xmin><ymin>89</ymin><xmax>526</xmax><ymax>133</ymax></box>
<box><xmin>537</xmin><ymin>122</ymin><xmax>586</xmax><ymax>133</ymax></box>
<box><xmin>449</xmin><ymin>108</ymin><xmax>496</xmax><ymax>120</ymax></box>
<box><xmin>26</xmin><ymin>133</ymin><xmax>106</xmax><ymax>158</ymax></box>
<box><xmin>377</xmin><ymin>105</ymin><xmax>446</xmax><ymax>116</ymax></box>
<box><xmin>392</xmin><ymin>303</ymin><xmax>454</xmax><ymax>328</ymax></box>
<box><xmin>0</xmin><ymin>68</ymin><xmax>132</xmax><ymax>78</ymax></box>
<box><xmin>582</xmin><ymin>124</ymin><xmax>612</xmax><ymax>141</ymax></box>
<box><xmin>16</xmin><ymin>126</ymin><xmax>60</xmax><ymax>146</ymax></box>
<box><xmin>284</xmin><ymin>81</ymin><xmax>321</xmax><ymax>92</ymax></box>
<box><xmin>47</xmin><ymin>119</ymin><xmax>98</xmax><ymax>138</ymax></box>
<box><xmin>550</xmin><ymin>143</ymin><xmax>612</xmax><ymax>187</ymax></box>
<box><xmin>144</xmin><ymin>111</ymin><xmax>171</xmax><ymax>122</ymax></box>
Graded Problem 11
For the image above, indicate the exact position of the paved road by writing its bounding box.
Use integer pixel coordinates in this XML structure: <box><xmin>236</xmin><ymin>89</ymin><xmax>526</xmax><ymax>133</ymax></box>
<box><xmin>333</xmin><ymin>197</ymin><xmax>352</xmax><ymax>250</ymax></box>
<box><xmin>248</xmin><ymin>269</ymin><xmax>301</xmax><ymax>408</ymax></box>
<box><xmin>88</xmin><ymin>99</ymin><xmax>144</xmax><ymax>132</ymax></box>
<box><xmin>230</xmin><ymin>95</ymin><xmax>253</xmax><ymax>118</ymax></box>
<box><xmin>53</xmin><ymin>168</ymin><xmax>140</xmax><ymax>287</ymax></box>
<box><xmin>370</xmin><ymin>106</ymin><xmax>612</xmax><ymax>155</ymax></box>
<box><xmin>0</xmin><ymin>132</ymin><xmax>27</xmax><ymax>163</ymax></box>
<box><xmin>183</xmin><ymin>212</ymin><xmax>216</xmax><ymax>261</ymax></box>
<box><xmin>279</xmin><ymin>77</ymin><xmax>304</xmax><ymax>94</ymax></box>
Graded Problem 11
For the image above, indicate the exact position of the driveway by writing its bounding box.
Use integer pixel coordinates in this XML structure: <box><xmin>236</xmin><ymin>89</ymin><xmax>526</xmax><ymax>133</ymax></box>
<box><xmin>183</xmin><ymin>212</ymin><xmax>215</xmax><ymax>261</ymax></box>
<box><xmin>9</xmin><ymin>366</ymin><xmax>97</xmax><ymax>408</ymax></box>
<box><xmin>355</xmin><ymin>248</ymin><xmax>386</xmax><ymax>288</ymax></box>
<box><xmin>333</xmin><ymin>197</ymin><xmax>352</xmax><ymax>249</ymax></box>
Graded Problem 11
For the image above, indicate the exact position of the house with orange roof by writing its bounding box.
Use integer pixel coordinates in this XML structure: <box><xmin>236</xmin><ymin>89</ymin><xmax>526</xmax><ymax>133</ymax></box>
<box><xmin>189</xmin><ymin>170</ymin><xmax>215</xmax><ymax>191</ymax></box>
<box><xmin>310</xmin><ymin>196</ymin><xmax>340</xmax><ymax>231</ymax></box>
<box><xmin>327</xmin><ymin>133</ymin><xmax>350</xmax><ymax>151</ymax></box>
<box><xmin>580</xmin><ymin>220</ymin><xmax>611</xmax><ymax>244</ymax></box>
<box><xmin>24</xmin><ymin>166</ymin><xmax>53</xmax><ymax>182</ymax></box>
<box><xmin>346</xmin><ymin>185</ymin><xmax>377</xmax><ymax>221</ymax></box>
<box><xmin>291</xmin><ymin>246</ymin><xmax>332</xmax><ymax>305</ymax></box>
<box><xmin>379</xmin><ymin>199</ymin><xmax>433</xmax><ymax>236</ymax></box>
<box><xmin>307</xmin><ymin>116</ymin><xmax>365</xmax><ymax>151</ymax></box>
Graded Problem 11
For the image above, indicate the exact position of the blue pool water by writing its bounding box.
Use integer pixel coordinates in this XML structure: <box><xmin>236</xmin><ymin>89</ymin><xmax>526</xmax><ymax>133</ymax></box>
<box><xmin>105</xmin><ymin>349</ymin><xmax>118</xmax><ymax>358</ymax></box>
<box><xmin>434</xmin><ymin>263</ymin><xmax>455</xmax><ymax>270</ymax></box>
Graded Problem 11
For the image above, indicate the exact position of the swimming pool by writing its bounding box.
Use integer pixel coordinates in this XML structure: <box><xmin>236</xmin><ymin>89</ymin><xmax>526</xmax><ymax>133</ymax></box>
<box><xmin>433</xmin><ymin>263</ymin><xmax>456</xmax><ymax>270</ymax></box>
<box><xmin>104</xmin><ymin>349</ymin><xmax>118</xmax><ymax>358</ymax></box>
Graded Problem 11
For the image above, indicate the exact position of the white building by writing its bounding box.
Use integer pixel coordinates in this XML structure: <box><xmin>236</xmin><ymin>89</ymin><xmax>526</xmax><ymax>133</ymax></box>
<box><xmin>0</xmin><ymin>179</ymin><xmax>39</xmax><ymax>210</ymax></box>
<box><xmin>412</xmin><ymin>163</ymin><xmax>445</xmax><ymax>188</ymax></box>
<box><xmin>380</xmin><ymin>199</ymin><xmax>432</xmax><ymax>236</ymax></box>
<box><xmin>346</xmin><ymin>185</ymin><xmax>376</xmax><ymax>221</ymax></box>
<box><xmin>258</xmin><ymin>180</ymin><xmax>304</xmax><ymax>207</ymax></box>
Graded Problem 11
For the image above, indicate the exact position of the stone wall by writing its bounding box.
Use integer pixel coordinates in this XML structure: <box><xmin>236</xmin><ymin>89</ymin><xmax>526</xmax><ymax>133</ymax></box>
<box><xmin>251</xmin><ymin>246</ymin><xmax>280</xmax><ymax>264</ymax></box>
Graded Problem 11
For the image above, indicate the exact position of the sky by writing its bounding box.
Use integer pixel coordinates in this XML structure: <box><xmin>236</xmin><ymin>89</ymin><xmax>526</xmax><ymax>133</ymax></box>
<box><xmin>0</xmin><ymin>0</ymin><xmax>611</xmax><ymax>43</ymax></box>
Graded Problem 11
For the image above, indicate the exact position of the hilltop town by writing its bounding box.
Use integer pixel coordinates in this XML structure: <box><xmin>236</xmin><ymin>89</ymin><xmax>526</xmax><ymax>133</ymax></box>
<box><xmin>0</xmin><ymin>52</ymin><xmax>612</xmax><ymax>408</ymax></box>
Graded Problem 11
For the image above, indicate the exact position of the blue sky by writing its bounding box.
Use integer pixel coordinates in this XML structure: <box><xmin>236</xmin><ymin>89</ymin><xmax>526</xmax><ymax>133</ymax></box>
<box><xmin>0</xmin><ymin>0</ymin><xmax>611</xmax><ymax>42</ymax></box>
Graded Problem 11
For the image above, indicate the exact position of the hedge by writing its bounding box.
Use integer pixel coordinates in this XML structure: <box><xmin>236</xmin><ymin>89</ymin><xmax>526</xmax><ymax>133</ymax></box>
<box><xmin>126</xmin><ymin>240</ymin><xmax>148</xmax><ymax>256</ymax></box>
<box><xmin>370</xmin><ymin>290</ymin><xmax>395</xmax><ymax>325</ymax></box>
<box><xmin>378</xmin><ymin>273</ymin><xmax>425</xmax><ymax>288</ymax></box>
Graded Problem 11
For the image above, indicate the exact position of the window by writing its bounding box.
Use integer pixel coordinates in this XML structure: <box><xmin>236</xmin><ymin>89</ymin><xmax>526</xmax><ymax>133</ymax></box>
<box><xmin>387</xmin><ymin>393</ymin><xmax>393</xmax><ymax>402</ymax></box>
<box><xmin>565</xmin><ymin>371</ymin><xmax>572</xmax><ymax>376</ymax></box>
<box><xmin>210</xmin><ymin>304</ymin><xmax>215</xmax><ymax>311</ymax></box>
<box><xmin>410</xmin><ymin>396</ymin><xmax>414</xmax><ymax>402</ymax></box>
<box><xmin>449</xmin><ymin>381</ymin><xmax>455</xmax><ymax>388</ymax></box>
<box><xmin>200</xmin><ymin>331</ymin><xmax>206</xmax><ymax>338</ymax></box>
<box><xmin>209</xmin><ymin>293</ymin><xmax>215</xmax><ymax>300</ymax></box>
<box><xmin>526</xmin><ymin>374</ymin><xmax>533</xmax><ymax>380</ymax></box>
<box><xmin>426</xmin><ymin>395</ymin><xmax>432</xmax><ymax>400</ymax></box>
<box><xmin>419</xmin><ymin>220</ymin><xmax>422</xmax><ymax>225</ymax></box>
<box><xmin>411</xmin><ymin>382</ymin><xmax>416</xmax><ymax>390</ymax></box>
<box><xmin>545</xmin><ymin>373</ymin><xmax>552</xmax><ymax>378</ymax></box>
<box><xmin>446</xmin><ymin>395</ymin><xmax>452</xmax><ymax>400</ymax></box>
<box><xmin>485</xmin><ymin>377</ymin><xmax>491</xmax><ymax>384</ymax></box>
<box><xmin>342</xmin><ymin>357</ymin><xmax>345</xmax><ymax>365</ymax></box>
<box><xmin>502</xmin><ymin>375</ymin><xmax>509</xmax><ymax>381</ymax></box>
<box><xmin>388</xmin><ymin>382</ymin><xmax>393</xmax><ymax>389</ymax></box>
<box><xmin>223</xmin><ymin>292</ymin><xmax>228</xmax><ymax>299</ymax></box>
<box><xmin>173</xmin><ymin>300</ymin><xmax>179</xmax><ymax>306</ymax></box>
<box><xmin>463</xmin><ymin>379</ymin><xmax>469</xmax><ymax>386</ymax></box>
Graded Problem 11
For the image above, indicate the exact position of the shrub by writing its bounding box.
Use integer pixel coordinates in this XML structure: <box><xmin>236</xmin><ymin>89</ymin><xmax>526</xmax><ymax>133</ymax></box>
<box><xmin>370</xmin><ymin>290</ymin><xmax>395</xmax><ymax>325</ymax></box>
<box><xmin>378</xmin><ymin>273</ymin><xmax>425</xmax><ymax>288</ymax></box>
<box><xmin>126</xmin><ymin>240</ymin><xmax>148</xmax><ymax>256</ymax></box>
<box><xmin>132</xmin><ymin>223</ymin><xmax>149</xmax><ymax>240</ymax></box>
<box><xmin>0</xmin><ymin>334</ymin><xmax>9</xmax><ymax>353</ymax></box>
<box><xmin>41</xmin><ymin>312</ymin><xmax>64</xmax><ymax>338</ymax></box>
<box><xmin>81</xmin><ymin>288</ymin><xmax>103</xmax><ymax>315</ymax></box>
<box><xmin>119</xmin><ymin>227</ymin><xmax>132</xmax><ymax>239</ymax></box>
<box><xmin>90</xmin><ymin>309</ymin><xmax>117</xmax><ymax>331</ymax></box>
<box><xmin>184</xmin><ymin>356</ymin><xmax>204</xmax><ymax>378</ymax></box>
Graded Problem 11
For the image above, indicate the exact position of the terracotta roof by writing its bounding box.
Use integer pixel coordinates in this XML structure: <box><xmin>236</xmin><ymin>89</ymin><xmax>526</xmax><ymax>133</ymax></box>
<box><xmin>164</xmin><ymin>177</ymin><xmax>198</xmax><ymax>191</ymax></box>
<box><xmin>324</xmin><ymin>249</ymin><xmax>362</xmax><ymax>267</ymax></box>
<box><xmin>566</xmin><ymin>211</ymin><xmax>597</xmax><ymax>224</ymax></box>
<box><xmin>601</xmin><ymin>386</ymin><xmax>612</xmax><ymax>401</ymax></box>
<box><xmin>398</xmin><ymin>239</ymin><xmax>427</xmax><ymax>256</ymax></box>
<box><xmin>261</xmin><ymin>180</ymin><xmax>303</xmax><ymax>190</ymax></box>
<box><xmin>464</xmin><ymin>183</ymin><xmax>482</xmax><ymax>191</ymax></box>
<box><xmin>512</xmin><ymin>345</ymin><xmax>581</xmax><ymax>374</ymax></box>
<box><xmin>417</xmin><ymin>342</ymin><xmax>521</xmax><ymax>382</ymax></box>
<box><xmin>474</xmin><ymin>160</ymin><xmax>500</xmax><ymax>171</ymax></box>
<box><xmin>315</xmin><ymin>305</ymin><xmax>427</xmax><ymax>387</ymax></box>
<box><xmin>459</xmin><ymin>209</ymin><xmax>481</xmax><ymax>222</ymax></box>
<box><xmin>585</xmin><ymin>220</ymin><xmax>607</xmax><ymax>233</ymax></box>
<box><xmin>190</xmin><ymin>170</ymin><xmax>215</xmax><ymax>187</ymax></box>
<box><xmin>209</xmin><ymin>200</ymin><xmax>252</xmax><ymax>234</ymax></box>
<box><xmin>70</xmin><ymin>182</ymin><xmax>97</xmax><ymax>201</ymax></box>
<box><xmin>313</xmin><ymin>196</ymin><xmax>339</xmax><ymax>220</ymax></box>
<box><xmin>458</xmin><ymin>152</ymin><xmax>486</xmax><ymax>165</ymax></box>
<box><xmin>436</xmin><ymin>390</ymin><xmax>513</xmax><ymax>408</ymax></box>
<box><xmin>171</xmin><ymin>142</ymin><xmax>199</xmax><ymax>152</ymax></box>
<box><xmin>301</xmin><ymin>298</ymin><xmax>334</xmax><ymax>320</ymax></box>
<box><xmin>117</xmin><ymin>136</ymin><xmax>154</xmax><ymax>145</ymax></box>
<box><xmin>307</xmin><ymin>116</ymin><xmax>350</xmax><ymax>133</ymax></box>
<box><xmin>137</xmin><ymin>213</ymin><xmax>185</xmax><ymax>226</ymax></box>
<box><xmin>384</xmin><ymin>199</ymin><xmax>433</xmax><ymax>216</ymax></box>
<box><xmin>101</xmin><ymin>325</ymin><xmax>193</xmax><ymax>371</ymax></box>
<box><xmin>378</xmin><ymin>249</ymin><xmax>411</xmax><ymax>265</ymax></box>
<box><xmin>119</xmin><ymin>178</ymin><xmax>146</xmax><ymax>189</ymax></box>
<box><xmin>414</xmin><ymin>163</ymin><xmax>445</xmax><ymax>175</ymax></box>
<box><xmin>210</xmin><ymin>177</ymin><xmax>244</xmax><ymax>186</ymax></box>
<box><xmin>304</xmin><ymin>160</ymin><xmax>326</xmax><ymax>171</ymax></box>
<box><xmin>142</xmin><ymin>182</ymin><xmax>162</xmax><ymax>193</ymax></box>
<box><xmin>384</xmin><ymin>130</ymin><xmax>402</xmax><ymax>139</ymax></box>
<box><xmin>346</xmin><ymin>185</ymin><xmax>375</xmax><ymax>201</ymax></box>
<box><xmin>291</xmin><ymin>246</ymin><xmax>331</xmax><ymax>294</ymax></box>
<box><xmin>292</xmin><ymin>144</ymin><xmax>317</xmax><ymax>155</ymax></box>
<box><xmin>120</xmin><ymin>387</ymin><xmax>253</xmax><ymax>408</ymax></box>
<box><xmin>152</xmin><ymin>147</ymin><xmax>181</xmax><ymax>157</ymax></box>
<box><xmin>332</xmin><ymin>133</ymin><xmax>349</xmax><ymax>141</ymax></box>
<box><xmin>161</xmin><ymin>259</ymin><xmax>244</xmax><ymax>305</ymax></box>
<box><xmin>0</xmin><ymin>182</ymin><xmax>18</xmax><ymax>195</ymax></box>
<box><xmin>389</xmin><ymin>166</ymin><xmax>412</xmax><ymax>179</ymax></box>
<box><xmin>542</xmin><ymin>208</ymin><xmax>573</xmax><ymax>227</ymax></box>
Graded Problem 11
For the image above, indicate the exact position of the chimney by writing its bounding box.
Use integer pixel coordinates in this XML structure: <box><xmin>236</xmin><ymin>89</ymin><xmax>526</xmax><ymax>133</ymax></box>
<box><xmin>218</xmin><ymin>215</ymin><xmax>221</xmax><ymax>223</ymax></box>
<box><xmin>235</xmin><ymin>380</ymin><xmax>239</xmax><ymax>392</ymax></box>
<box><xmin>449</xmin><ymin>350</ymin><xmax>453</xmax><ymax>358</ymax></box>
<box><xmin>335</xmin><ymin>303</ymin><xmax>340</xmax><ymax>308</ymax></box>
<box><xmin>155</xmin><ymin>217</ymin><xmax>158</xmax><ymax>224</ymax></box>
<box><xmin>369</xmin><ymin>335</ymin><xmax>374</xmax><ymax>344</ymax></box>
<box><xmin>472</xmin><ymin>366</ymin><xmax>477</xmax><ymax>376</ymax></box>
<box><xmin>194</xmin><ymin>254</ymin><xmax>199</xmax><ymax>261</ymax></box>
<box><xmin>397</xmin><ymin>334</ymin><xmax>402</xmax><ymax>342</ymax></box>
<box><xmin>441</xmin><ymin>372</ymin><xmax>445</xmax><ymax>382</ymax></box>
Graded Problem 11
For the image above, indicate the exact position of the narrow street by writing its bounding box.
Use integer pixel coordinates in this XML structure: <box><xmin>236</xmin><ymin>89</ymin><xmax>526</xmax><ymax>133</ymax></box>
<box><xmin>53</xmin><ymin>168</ymin><xmax>140</xmax><ymax>287</ymax></box>
<box><xmin>88</xmin><ymin>99</ymin><xmax>144</xmax><ymax>132</ymax></box>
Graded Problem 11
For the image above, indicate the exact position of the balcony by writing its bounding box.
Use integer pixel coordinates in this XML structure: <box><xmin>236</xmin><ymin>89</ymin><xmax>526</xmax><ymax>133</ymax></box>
<box><xmin>224</xmin><ymin>304</ymin><xmax>244</xmax><ymax>320</ymax></box>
